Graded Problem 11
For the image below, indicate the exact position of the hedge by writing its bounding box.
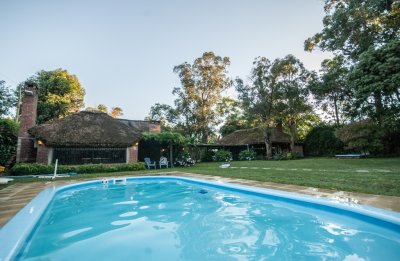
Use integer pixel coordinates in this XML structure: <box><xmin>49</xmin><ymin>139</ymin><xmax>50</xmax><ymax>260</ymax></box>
<box><xmin>9</xmin><ymin>162</ymin><xmax>145</xmax><ymax>176</ymax></box>
<box><xmin>214</xmin><ymin>150</ymin><xmax>232</xmax><ymax>162</ymax></box>
<box><xmin>238</xmin><ymin>150</ymin><xmax>256</xmax><ymax>160</ymax></box>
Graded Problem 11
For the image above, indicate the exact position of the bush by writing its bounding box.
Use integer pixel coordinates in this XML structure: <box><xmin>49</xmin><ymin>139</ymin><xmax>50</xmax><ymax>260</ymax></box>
<box><xmin>201</xmin><ymin>150</ymin><xmax>215</xmax><ymax>162</ymax></box>
<box><xmin>9</xmin><ymin>162</ymin><xmax>145</xmax><ymax>176</ymax></box>
<box><xmin>336</xmin><ymin>120</ymin><xmax>383</xmax><ymax>154</ymax></box>
<box><xmin>272</xmin><ymin>150</ymin><xmax>287</xmax><ymax>160</ymax></box>
<box><xmin>0</xmin><ymin>119</ymin><xmax>19</xmax><ymax>167</ymax></box>
<box><xmin>214</xmin><ymin>150</ymin><xmax>232</xmax><ymax>162</ymax></box>
<box><xmin>286</xmin><ymin>152</ymin><xmax>303</xmax><ymax>160</ymax></box>
<box><xmin>238</xmin><ymin>150</ymin><xmax>256</xmax><ymax>160</ymax></box>
<box><xmin>304</xmin><ymin>125</ymin><xmax>344</xmax><ymax>156</ymax></box>
<box><xmin>10</xmin><ymin>163</ymin><xmax>55</xmax><ymax>176</ymax></box>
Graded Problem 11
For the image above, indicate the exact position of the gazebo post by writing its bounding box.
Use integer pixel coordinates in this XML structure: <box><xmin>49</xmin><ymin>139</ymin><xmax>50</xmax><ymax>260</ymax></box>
<box><xmin>170</xmin><ymin>144</ymin><xmax>173</xmax><ymax>168</ymax></box>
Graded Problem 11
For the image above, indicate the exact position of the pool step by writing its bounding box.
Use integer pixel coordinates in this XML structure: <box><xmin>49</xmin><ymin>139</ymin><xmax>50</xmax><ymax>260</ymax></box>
<box><xmin>101</xmin><ymin>177</ymin><xmax>127</xmax><ymax>185</ymax></box>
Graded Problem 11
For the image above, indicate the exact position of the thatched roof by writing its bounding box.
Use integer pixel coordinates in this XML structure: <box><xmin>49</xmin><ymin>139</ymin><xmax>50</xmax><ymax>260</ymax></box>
<box><xmin>29</xmin><ymin>111</ymin><xmax>142</xmax><ymax>147</ymax></box>
<box><xmin>219</xmin><ymin>127</ymin><xmax>291</xmax><ymax>145</ymax></box>
<box><xmin>118</xmin><ymin>119</ymin><xmax>160</xmax><ymax>133</ymax></box>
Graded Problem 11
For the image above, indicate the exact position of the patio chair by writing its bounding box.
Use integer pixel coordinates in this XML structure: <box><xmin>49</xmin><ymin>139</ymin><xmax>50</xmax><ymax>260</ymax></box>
<box><xmin>159</xmin><ymin>156</ymin><xmax>169</xmax><ymax>168</ymax></box>
<box><xmin>144</xmin><ymin>157</ymin><xmax>156</xmax><ymax>169</ymax></box>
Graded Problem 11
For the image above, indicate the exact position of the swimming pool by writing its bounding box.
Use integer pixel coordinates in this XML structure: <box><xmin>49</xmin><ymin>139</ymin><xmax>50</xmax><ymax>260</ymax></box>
<box><xmin>0</xmin><ymin>176</ymin><xmax>399</xmax><ymax>260</ymax></box>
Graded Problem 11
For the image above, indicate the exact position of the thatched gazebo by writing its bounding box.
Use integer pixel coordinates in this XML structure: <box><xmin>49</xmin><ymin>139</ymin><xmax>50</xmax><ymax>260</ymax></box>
<box><xmin>28</xmin><ymin>111</ymin><xmax>159</xmax><ymax>165</ymax></box>
<box><xmin>197</xmin><ymin>126</ymin><xmax>303</xmax><ymax>160</ymax></box>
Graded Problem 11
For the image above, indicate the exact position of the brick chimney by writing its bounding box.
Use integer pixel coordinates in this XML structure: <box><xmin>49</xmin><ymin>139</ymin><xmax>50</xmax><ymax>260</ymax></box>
<box><xmin>16</xmin><ymin>82</ymin><xmax>38</xmax><ymax>163</ymax></box>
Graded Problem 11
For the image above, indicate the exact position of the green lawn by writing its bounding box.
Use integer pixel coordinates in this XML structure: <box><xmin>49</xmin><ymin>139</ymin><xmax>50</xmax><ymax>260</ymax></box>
<box><xmin>1</xmin><ymin>157</ymin><xmax>400</xmax><ymax>196</ymax></box>
<box><xmin>177</xmin><ymin>158</ymin><xmax>400</xmax><ymax>196</ymax></box>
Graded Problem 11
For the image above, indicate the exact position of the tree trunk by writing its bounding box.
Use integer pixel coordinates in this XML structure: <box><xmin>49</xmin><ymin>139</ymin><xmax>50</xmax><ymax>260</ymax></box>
<box><xmin>333</xmin><ymin>97</ymin><xmax>340</xmax><ymax>125</ymax></box>
<box><xmin>289</xmin><ymin>122</ymin><xmax>297</xmax><ymax>152</ymax></box>
<box><xmin>201</xmin><ymin>131</ymin><xmax>208</xmax><ymax>144</ymax></box>
<box><xmin>374</xmin><ymin>90</ymin><xmax>384</xmax><ymax>124</ymax></box>
<box><xmin>265</xmin><ymin>131</ymin><xmax>272</xmax><ymax>160</ymax></box>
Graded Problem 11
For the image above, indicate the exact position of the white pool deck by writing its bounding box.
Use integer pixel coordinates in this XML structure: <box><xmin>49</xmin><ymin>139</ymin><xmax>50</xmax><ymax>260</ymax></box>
<box><xmin>1</xmin><ymin>171</ymin><xmax>399</xmax><ymax>228</ymax></box>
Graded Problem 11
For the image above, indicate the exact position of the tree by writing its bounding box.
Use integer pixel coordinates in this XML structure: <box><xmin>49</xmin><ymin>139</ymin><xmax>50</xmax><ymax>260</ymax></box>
<box><xmin>309</xmin><ymin>55</ymin><xmax>351</xmax><ymax>125</ymax></box>
<box><xmin>295</xmin><ymin>113</ymin><xmax>321</xmax><ymax>142</ymax></box>
<box><xmin>217</xmin><ymin>97</ymin><xmax>249</xmax><ymax>137</ymax></box>
<box><xmin>0</xmin><ymin>80</ymin><xmax>17</xmax><ymax>118</ymax></box>
<box><xmin>28</xmin><ymin>69</ymin><xmax>85</xmax><ymax>124</ymax></box>
<box><xmin>0</xmin><ymin>119</ymin><xmax>19</xmax><ymax>166</ymax></box>
<box><xmin>86</xmin><ymin>104</ymin><xmax>124</xmax><ymax>118</ymax></box>
<box><xmin>147</xmin><ymin>103</ymin><xmax>178</xmax><ymax>130</ymax></box>
<box><xmin>236</xmin><ymin>57</ymin><xmax>280</xmax><ymax>159</ymax></box>
<box><xmin>305</xmin><ymin>0</ymin><xmax>400</xmax><ymax>60</ymax></box>
<box><xmin>110</xmin><ymin>107</ymin><xmax>123</xmax><ymax>118</ymax></box>
<box><xmin>349</xmin><ymin>40</ymin><xmax>400</xmax><ymax>126</ymax></box>
<box><xmin>173</xmin><ymin>52</ymin><xmax>232</xmax><ymax>143</ymax></box>
<box><xmin>336</xmin><ymin>120</ymin><xmax>383</xmax><ymax>154</ymax></box>
<box><xmin>304</xmin><ymin>124</ymin><xmax>343</xmax><ymax>156</ymax></box>
<box><xmin>273</xmin><ymin>55</ymin><xmax>313</xmax><ymax>152</ymax></box>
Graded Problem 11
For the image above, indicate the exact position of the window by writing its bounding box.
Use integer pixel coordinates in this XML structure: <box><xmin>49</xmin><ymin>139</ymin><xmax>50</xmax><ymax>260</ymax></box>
<box><xmin>53</xmin><ymin>147</ymin><xmax>126</xmax><ymax>165</ymax></box>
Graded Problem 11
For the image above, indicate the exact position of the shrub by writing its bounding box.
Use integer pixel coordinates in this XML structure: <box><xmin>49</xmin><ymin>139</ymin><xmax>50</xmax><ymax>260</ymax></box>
<box><xmin>336</xmin><ymin>120</ymin><xmax>383</xmax><ymax>154</ymax></box>
<box><xmin>238</xmin><ymin>150</ymin><xmax>256</xmax><ymax>160</ymax></box>
<box><xmin>287</xmin><ymin>152</ymin><xmax>303</xmax><ymax>160</ymax></box>
<box><xmin>214</xmin><ymin>150</ymin><xmax>232</xmax><ymax>162</ymax></box>
<box><xmin>201</xmin><ymin>150</ymin><xmax>215</xmax><ymax>162</ymax></box>
<box><xmin>10</xmin><ymin>162</ymin><xmax>145</xmax><ymax>176</ymax></box>
<box><xmin>10</xmin><ymin>163</ymin><xmax>54</xmax><ymax>176</ymax></box>
<box><xmin>304</xmin><ymin>125</ymin><xmax>344</xmax><ymax>156</ymax></box>
<box><xmin>272</xmin><ymin>151</ymin><xmax>287</xmax><ymax>160</ymax></box>
<box><xmin>0</xmin><ymin>119</ymin><xmax>19</xmax><ymax>167</ymax></box>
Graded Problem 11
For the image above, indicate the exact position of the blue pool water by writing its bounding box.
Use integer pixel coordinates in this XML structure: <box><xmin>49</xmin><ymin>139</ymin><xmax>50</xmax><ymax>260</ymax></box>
<box><xmin>5</xmin><ymin>177</ymin><xmax>400</xmax><ymax>260</ymax></box>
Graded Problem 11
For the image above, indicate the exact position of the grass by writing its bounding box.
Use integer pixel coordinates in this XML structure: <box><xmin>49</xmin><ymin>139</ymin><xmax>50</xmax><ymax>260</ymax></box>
<box><xmin>1</xmin><ymin>157</ymin><xmax>399</xmax><ymax>196</ymax></box>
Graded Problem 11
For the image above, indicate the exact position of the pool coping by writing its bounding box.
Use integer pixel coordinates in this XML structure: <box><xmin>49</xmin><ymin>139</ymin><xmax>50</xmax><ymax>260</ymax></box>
<box><xmin>1</xmin><ymin>175</ymin><xmax>400</xmax><ymax>261</ymax></box>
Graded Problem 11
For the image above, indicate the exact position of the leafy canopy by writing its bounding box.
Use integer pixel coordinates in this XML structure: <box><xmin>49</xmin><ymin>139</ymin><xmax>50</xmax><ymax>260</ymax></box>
<box><xmin>0</xmin><ymin>80</ymin><xmax>17</xmax><ymax>118</ymax></box>
<box><xmin>29</xmin><ymin>69</ymin><xmax>85</xmax><ymax>124</ymax></box>
<box><xmin>142</xmin><ymin>131</ymin><xmax>187</xmax><ymax>145</ymax></box>
<box><xmin>172</xmin><ymin>52</ymin><xmax>232</xmax><ymax>142</ymax></box>
<box><xmin>309</xmin><ymin>55</ymin><xmax>351</xmax><ymax>124</ymax></box>
<box><xmin>348</xmin><ymin>40</ymin><xmax>400</xmax><ymax>125</ymax></box>
<box><xmin>305</xmin><ymin>0</ymin><xmax>400</xmax><ymax>59</ymax></box>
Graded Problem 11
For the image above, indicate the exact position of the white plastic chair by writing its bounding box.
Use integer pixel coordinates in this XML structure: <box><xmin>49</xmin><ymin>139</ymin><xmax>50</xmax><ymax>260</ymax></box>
<box><xmin>159</xmin><ymin>156</ymin><xmax>169</xmax><ymax>168</ymax></box>
<box><xmin>144</xmin><ymin>157</ymin><xmax>156</xmax><ymax>169</ymax></box>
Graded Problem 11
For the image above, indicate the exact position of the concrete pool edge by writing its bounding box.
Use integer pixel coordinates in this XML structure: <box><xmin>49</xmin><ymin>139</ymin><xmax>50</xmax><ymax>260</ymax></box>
<box><xmin>1</xmin><ymin>175</ymin><xmax>400</xmax><ymax>261</ymax></box>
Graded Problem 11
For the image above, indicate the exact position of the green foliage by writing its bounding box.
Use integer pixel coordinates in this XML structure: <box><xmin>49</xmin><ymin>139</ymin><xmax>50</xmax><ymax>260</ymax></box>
<box><xmin>26</xmin><ymin>69</ymin><xmax>85</xmax><ymax>124</ymax></box>
<box><xmin>273</xmin><ymin>55</ymin><xmax>313</xmax><ymax>151</ymax></box>
<box><xmin>147</xmin><ymin>103</ymin><xmax>177</xmax><ymax>130</ymax></box>
<box><xmin>235</xmin><ymin>57</ymin><xmax>280</xmax><ymax>159</ymax></box>
<box><xmin>172</xmin><ymin>52</ymin><xmax>232</xmax><ymax>143</ymax></box>
<box><xmin>9</xmin><ymin>162</ymin><xmax>145</xmax><ymax>176</ymax></box>
<box><xmin>10</xmin><ymin>163</ymin><xmax>54</xmax><ymax>175</ymax></box>
<box><xmin>86</xmin><ymin>104</ymin><xmax>108</xmax><ymax>113</ymax></box>
<box><xmin>86</xmin><ymin>105</ymin><xmax>124</xmax><ymax>118</ymax></box>
<box><xmin>295</xmin><ymin>113</ymin><xmax>321</xmax><ymax>141</ymax></box>
<box><xmin>304</xmin><ymin>125</ymin><xmax>344</xmax><ymax>156</ymax></box>
<box><xmin>214</xmin><ymin>150</ymin><xmax>232</xmax><ymax>162</ymax></box>
<box><xmin>0</xmin><ymin>80</ymin><xmax>17</xmax><ymax>118</ymax></box>
<box><xmin>305</xmin><ymin>0</ymin><xmax>400</xmax><ymax>60</ymax></box>
<box><xmin>272</xmin><ymin>149</ymin><xmax>287</xmax><ymax>161</ymax></box>
<box><xmin>336</xmin><ymin>120</ymin><xmax>384</xmax><ymax>154</ymax></box>
<box><xmin>201</xmin><ymin>150</ymin><xmax>215</xmax><ymax>162</ymax></box>
<box><xmin>142</xmin><ymin>131</ymin><xmax>187</xmax><ymax>145</ymax></box>
<box><xmin>238</xmin><ymin>150</ymin><xmax>256</xmax><ymax>161</ymax></box>
<box><xmin>348</xmin><ymin>40</ymin><xmax>400</xmax><ymax>125</ymax></box>
<box><xmin>217</xmin><ymin>97</ymin><xmax>250</xmax><ymax>136</ymax></box>
<box><xmin>0</xmin><ymin>119</ymin><xmax>19</xmax><ymax>166</ymax></box>
<box><xmin>236</xmin><ymin>55</ymin><xmax>313</xmax><ymax>157</ymax></box>
<box><xmin>309</xmin><ymin>55</ymin><xmax>350</xmax><ymax>124</ymax></box>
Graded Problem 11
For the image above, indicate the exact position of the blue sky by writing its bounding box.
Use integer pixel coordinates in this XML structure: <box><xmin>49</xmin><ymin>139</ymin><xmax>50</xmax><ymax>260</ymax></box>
<box><xmin>0</xmin><ymin>0</ymin><xmax>330</xmax><ymax>120</ymax></box>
